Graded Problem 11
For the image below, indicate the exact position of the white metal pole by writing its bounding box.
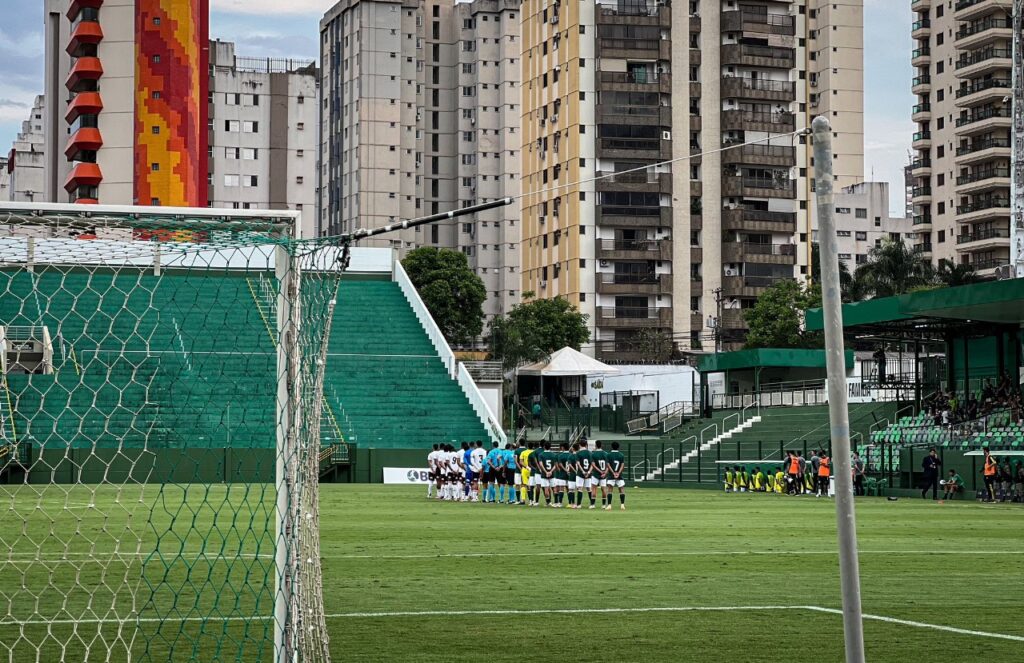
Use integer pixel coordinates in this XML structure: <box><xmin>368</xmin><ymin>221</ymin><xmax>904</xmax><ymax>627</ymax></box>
<box><xmin>811</xmin><ymin>116</ymin><xmax>866</xmax><ymax>663</ymax></box>
<box><xmin>274</xmin><ymin>243</ymin><xmax>295</xmax><ymax>663</ymax></box>
<box><xmin>1011</xmin><ymin>0</ymin><xmax>1024</xmax><ymax>276</ymax></box>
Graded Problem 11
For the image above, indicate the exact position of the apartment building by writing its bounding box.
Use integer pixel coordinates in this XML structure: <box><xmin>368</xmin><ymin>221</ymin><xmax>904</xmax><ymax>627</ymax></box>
<box><xmin>209</xmin><ymin>41</ymin><xmax>319</xmax><ymax>237</ymax></box>
<box><xmin>44</xmin><ymin>0</ymin><xmax>209</xmax><ymax>206</ymax></box>
<box><xmin>520</xmin><ymin>0</ymin><xmax>864</xmax><ymax>359</ymax></box>
<box><xmin>816</xmin><ymin>181</ymin><xmax>909</xmax><ymax>268</ymax></box>
<box><xmin>2</xmin><ymin>96</ymin><xmax>47</xmax><ymax>202</ymax></box>
<box><xmin>319</xmin><ymin>0</ymin><xmax>522</xmax><ymax>322</ymax></box>
<box><xmin>910</xmin><ymin>0</ymin><xmax>1014</xmax><ymax>274</ymax></box>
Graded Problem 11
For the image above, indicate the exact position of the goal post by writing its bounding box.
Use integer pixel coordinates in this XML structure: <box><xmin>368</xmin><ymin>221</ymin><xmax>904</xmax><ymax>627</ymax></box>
<box><xmin>0</xmin><ymin>203</ymin><xmax>334</xmax><ymax>662</ymax></box>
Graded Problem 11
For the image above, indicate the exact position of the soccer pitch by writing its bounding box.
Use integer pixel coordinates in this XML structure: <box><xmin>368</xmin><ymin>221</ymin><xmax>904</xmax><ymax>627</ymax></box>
<box><xmin>2</xmin><ymin>484</ymin><xmax>1023</xmax><ymax>662</ymax></box>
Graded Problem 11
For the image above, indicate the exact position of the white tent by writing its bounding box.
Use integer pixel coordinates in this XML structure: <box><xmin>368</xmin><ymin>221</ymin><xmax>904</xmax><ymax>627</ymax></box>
<box><xmin>518</xmin><ymin>347</ymin><xmax>619</xmax><ymax>376</ymax></box>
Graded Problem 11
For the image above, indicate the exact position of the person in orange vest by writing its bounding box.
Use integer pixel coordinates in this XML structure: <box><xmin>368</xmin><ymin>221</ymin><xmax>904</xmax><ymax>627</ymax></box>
<box><xmin>816</xmin><ymin>452</ymin><xmax>831</xmax><ymax>497</ymax></box>
<box><xmin>786</xmin><ymin>450</ymin><xmax>801</xmax><ymax>495</ymax></box>
<box><xmin>982</xmin><ymin>447</ymin><xmax>998</xmax><ymax>502</ymax></box>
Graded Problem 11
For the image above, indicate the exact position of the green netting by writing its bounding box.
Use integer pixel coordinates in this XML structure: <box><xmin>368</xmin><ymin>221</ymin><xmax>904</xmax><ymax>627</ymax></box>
<box><xmin>0</xmin><ymin>207</ymin><xmax>334</xmax><ymax>663</ymax></box>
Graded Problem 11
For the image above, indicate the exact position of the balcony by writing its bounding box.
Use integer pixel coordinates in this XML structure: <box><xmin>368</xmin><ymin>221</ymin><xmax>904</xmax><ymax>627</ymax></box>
<box><xmin>956</xmin><ymin>227</ymin><xmax>1010</xmax><ymax>249</ymax></box>
<box><xmin>910</xmin><ymin>157</ymin><xmax>932</xmax><ymax>175</ymax></box>
<box><xmin>597</xmin><ymin>37</ymin><xmax>670</xmax><ymax>60</ymax></box>
<box><xmin>911</xmin><ymin>18</ymin><xmax>931</xmax><ymax>37</ymax></box>
<box><xmin>955</xmin><ymin>166</ymin><xmax>1011</xmax><ymax>194</ymax></box>
<box><xmin>722</xmin><ymin>175</ymin><xmax>796</xmax><ymax>199</ymax></box>
<box><xmin>597</xmin><ymin>206</ymin><xmax>672</xmax><ymax>228</ymax></box>
<box><xmin>597</xmin><ymin>238</ymin><xmax>673</xmax><ymax>261</ymax></box>
<box><xmin>911</xmin><ymin>130</ymin><xmax>932</xmax><ymax>148</ymax></box>
<box><xmin>720</xmin><ymin>309</ymin><xmax>749</xmax><ymax>331</ymax></box>
<box><xmin>596</xmin><ymin>170</ymin><xmax>672</xmax><ymax>192</ymax></box>
<box><xmin>721</xmin><ymin>10</ymin><xmax>796</xmax><ymax>36</ymax></box>
<box><xmin>912</xmin><ymin>102</ymin><xmax>932</xmax><ymax>122</ymax></box>
<box><xmin>720</xmin><ymin>43</ymin><xmax>795</xmax><ymax>69</ymax></box>
<box><xmin>911</xmin><ymin>186</ymin><xmax>933</xmax><ymax>202</ymax></box>
<box><xmin>597</xmin><ymin>70</ymin><xmax>671</xmax><ymax>93</ymax></box>
<box><xmin>955</xmin><ymin>136</ymin><xmax>1011</xmax><ymax>164</ymax></box>
<box><xmin>955</xmin><ymin>48</ymin><xmax>1012</xmax><ymax>78</ymax></box>
<box><xmin>63</xmin><ymin>162</ymin><xmax>102</xmax><ymax>192</ymax></box>
<box><xmin>955</xmin><ymin>77</ymin><xmax>1010</xmax><ymax>106</ymax></box>
<box><xmin>720</xmin><ymin>109</ymin><xmax>796</xmax><ymax>133</ymax></box>
<box><xmin>597</xmin><ymin>104</ymin><xmax>671</xmax><ymax>126</ymax></box>
<box><xmin>954</xmin><ymin>0</ymin><xmax>1014</xmax><ymax>22</ymax></box>
<box><xmin>956</xmin><ymin>196</ymin><xmax>1011</xmax><ymax>222</ymax></box>
<box><xmin>722</xmin><ymin>242</ymin><xmax>797</xmax><ymax>265</ymax></box>
<box><xmin>722</xmin><ymin>275</ymin><xmax>789</xmax><ymax>297</ymax></box>
<box><xmin>721</xmin><ymin>77</ymin><xmax>796</xmax><ymax>102</ymax></box>
<box><xmin>955</xmin><ymin>17</ymin><xmax>1012</xmax><ymax>49</ymax></box>
<box><xmin>66</xmin><ymin>19</ymin><xmax>103</xmax><ymax>57</ymax></box>
<box><xmin>912</xmin><ymin>214</ymin><xmax>933</xmax><ymax>226</ymax></box>
<box><xmin>954</xmin><ymin>105</ymin><xmax>1012</xmax><ymax>134</ymax></box>
<box><xmin>911</xmin><ymin>74</ymin><xmax>932</xmax><ymax>93</ymax></box>
<box><xmin>64</xmin><ymin>127</ymin><xmax>102</xmax><ymax>160</ymax></box>
<box><xmin>67</xmin><ymin>0</ymin><xmax>102</xmax><ymax>21</ymax></box>
<box><xmin>598</xmin><ymin>137</ymin><xmax>670</xmax><ymax>160</ymax></box>
<box><xmin>911</xmin><ymin>0</ymin><xmax>931</xmax><ymax>8</ymax></box>
<box><xmin>721</xmin><ymin>208</ymin><xmax>797</xmax><ymax>233</ymax></box>
<box><xmin>65</xmin><ymin>91</ymin><xmax>103</xmax><ymax>123</ymax></box>
<box><xmin>911</xmin><ymin>46</ymin><xmax>931</xmax><ymax>66</ymax></box>
<box><xmin>66</xmin><ymin>57</ymin><xmax>103</xmax><ymax>92</ymax></box>
<box><xmin>721</xmin><ymin>144</ymin><xmax>796</xmax><ymax>167</ymax></box>
<box><xmin>596</xmin><ymin>306</ymin><xmax>672</xmax><ymax>329</ymax></box>
<box><xmin>596</xmin><ymin>272</ymin><xmax>673</xmax><ymax>295</ymax></box>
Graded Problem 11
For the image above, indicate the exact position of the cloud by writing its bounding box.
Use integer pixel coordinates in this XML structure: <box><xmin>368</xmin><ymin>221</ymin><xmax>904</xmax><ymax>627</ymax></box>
<box><xmin>211</xmin><ymin>0</ymin><xmax>333</xmax><ymax>15</ymax></box>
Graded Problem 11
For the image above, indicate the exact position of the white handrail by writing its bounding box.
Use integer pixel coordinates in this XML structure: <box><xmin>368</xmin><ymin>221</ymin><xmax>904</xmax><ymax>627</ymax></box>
<box><xmin>700</xmin><ymin>423</ymin><xmax>719</xmax><ymax>446</ymax></box>
<box><xmin>721</xmin><ymin>412</ymin><xmax>740</xmax><ymax>432</ymax></box>
<box><xmin>458</xmin><ymin>361</ymin><xmax>508</xmax><ymax>446</ymax></box>
<box><xmin>393</xmin><ymin>260</ymin><xmax>456</xmax><ymax>377</ymax></box>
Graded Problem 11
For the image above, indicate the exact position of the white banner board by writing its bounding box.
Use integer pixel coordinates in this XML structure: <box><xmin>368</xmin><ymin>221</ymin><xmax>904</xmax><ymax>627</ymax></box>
<box><xmin>383</xmin><ymin>467</ymin><xmax>431</xmax><ymax>484</ymax></box>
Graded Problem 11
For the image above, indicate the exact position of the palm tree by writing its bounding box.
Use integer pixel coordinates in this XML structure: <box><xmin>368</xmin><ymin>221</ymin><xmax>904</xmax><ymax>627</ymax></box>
<box><xmin>810</xmin><ymin>243</ymin><xmax>865</xmax><ymax>302</ymax></box>
<box><xmin>935</xmin><ymin>258</ymin><xmax>983</xmax><ymax>287</ymax></box>
<box><xmin>855</xmin><ymin>239</ymin><xmax>934</xmax><ymax>298</ymax></box>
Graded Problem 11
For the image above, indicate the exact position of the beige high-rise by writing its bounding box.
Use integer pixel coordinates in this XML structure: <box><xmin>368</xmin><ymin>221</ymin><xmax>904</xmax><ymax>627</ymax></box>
<box><xmin>520</xmin><ymin>0</ymin><xmax>864</xmax><ymax>359</ymax></box>
<box><xmin>910</xmin><ymin>0</ymin><xmax>1014</xmax><ymax>272</ymax></box>
<box><xmin>319</xmin><ymin>0</ymin><xmax>522</xmax><ymax>325</ymax></box>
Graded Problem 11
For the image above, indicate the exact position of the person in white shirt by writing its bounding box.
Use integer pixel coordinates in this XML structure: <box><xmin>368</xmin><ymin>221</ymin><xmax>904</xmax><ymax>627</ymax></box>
<box><xmin>426</xmin><ymin>444</ymin><xmax>441</xmax><ymax>499</ymax></box>
<box><xmin>470</xmin><ymin>440</ymin><xmax>486</xmax><ymax>502</ymax></box>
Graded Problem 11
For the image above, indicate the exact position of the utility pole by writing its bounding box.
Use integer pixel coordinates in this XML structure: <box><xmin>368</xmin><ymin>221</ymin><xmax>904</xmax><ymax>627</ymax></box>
<box><xmin>1012</xmin><ymin>0</ymin><xmax>1024</xmax><ymax>276</ymax></box>
<box><xmin>812</xmin><ymin>116</ymin><xmax>866</xmax><ymax>663</ymax></box>
<box><xmin>706</xmin><ymin>287</ymin><xmax>723</xmax><ymax>355</ymax></box>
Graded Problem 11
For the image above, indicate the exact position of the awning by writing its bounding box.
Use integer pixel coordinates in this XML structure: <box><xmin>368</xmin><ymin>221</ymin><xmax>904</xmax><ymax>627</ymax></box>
<box><xmin>518</xmin><ymin>346</ymin><xmax>620</xmax><ymax>376</ymax></box>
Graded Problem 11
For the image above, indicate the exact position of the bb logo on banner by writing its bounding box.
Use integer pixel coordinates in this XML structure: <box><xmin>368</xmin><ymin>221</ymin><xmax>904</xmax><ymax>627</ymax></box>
<box><xmin>383</xmin><ymin>467</ymin><xmax>430</xmax><ymax>484</ymax></box>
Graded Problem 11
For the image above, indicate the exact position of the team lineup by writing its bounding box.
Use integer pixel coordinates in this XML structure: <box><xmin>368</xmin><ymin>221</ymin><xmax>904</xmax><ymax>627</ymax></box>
<box><xmin>426</xmin><ymin>440</ymin><xmax>628</xmax><ymax>510</ymax></box>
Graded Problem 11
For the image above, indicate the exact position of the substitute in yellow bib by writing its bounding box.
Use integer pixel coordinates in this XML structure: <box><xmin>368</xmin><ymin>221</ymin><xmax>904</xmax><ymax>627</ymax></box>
<box><xmin>518</xmin><ymin>442</ymin><xmax>534</xmax><ymax>504</ymax></box>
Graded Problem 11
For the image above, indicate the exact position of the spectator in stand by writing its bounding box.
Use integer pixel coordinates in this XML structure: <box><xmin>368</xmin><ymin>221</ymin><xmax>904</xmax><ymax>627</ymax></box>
<box><xmin>1014</xmin><ymin>462</ymin><xmax>1024</xmax><ymax>503</ymax></box>
<box><xmin>920</xmin><ymin>448</ymin><xmax>942</xmax><ymax>500</ymax></box>
<box><xmin>981</xmin><ymin>379</ymin><xmax>995</xmax><ymax>404</ymax></box>
<box><xmin>941</xmin><ymin>469</ymin><xmax>963</xmax><ymax>500</ymax></box>
<box><xmin>531</xmin><ymin>402</ymin><xmax>542</xmax><ymax>427</ymax></box>
<box><xmin>852</xmin><ymin>452</ymin><xmax>866</xmax><ymax>496</ymax></box>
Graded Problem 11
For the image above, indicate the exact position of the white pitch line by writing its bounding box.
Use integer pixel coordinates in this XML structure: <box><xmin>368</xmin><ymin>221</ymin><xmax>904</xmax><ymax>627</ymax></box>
<box><xmin>327</xmin><ymin>549</ymin><xmax>1024</xmax><ymax>560</ymax></box>
<box><xmin>804</xmin><ymin>606</ymin><xmax>1024</xmax><ymax>643</ymax></box>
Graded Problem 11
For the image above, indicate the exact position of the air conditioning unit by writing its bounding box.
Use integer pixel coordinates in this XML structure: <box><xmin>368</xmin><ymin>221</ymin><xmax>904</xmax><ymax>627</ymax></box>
<box><xmin>551</xmin><ymin>115</ymin><xmax>559</xmax><ymax>124</ymax></box>
<box><xmin>550</xmin><ymin>14</ymin><xmax>559</xmax><ymax>24</ymax></box>
<box><xmin>540</xmin><ymin>280</ymin><xmax>548</xmax><ymax>288</ymax></box>
<box><xmin>724</xmin><ymin>267</ymin><xmax>738</xmax><ymax>276</ymax></box>
<box><xmin>662</xmin><ymin>130</ymin><xmax>671</xmax><ymax>140</ymax></box>
<box><xmin>470</xmin><ymin>118</ymin><xmax>476</xmax><ymax>125</ymax></box>
<box><xmin>538</xmin><ymin>215</ymin><xmax>546</xmax><ymax>225</ymax></box>
<box><xmin>599</xmin><ymin>260</ymin><xmax>610</xmax><ymax>267</ymax></box>
<box><xmin>995</xmin><ymin>264</ymin><xmax>1015</xmax><ymax>280</ymax></box>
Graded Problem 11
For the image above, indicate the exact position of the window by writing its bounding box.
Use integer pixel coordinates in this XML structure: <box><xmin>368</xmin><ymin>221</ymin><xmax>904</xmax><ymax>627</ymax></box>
<box><xmin>835</xmin><ymin>207</ymin><xmax>851</xmax><ymax>214</ymax></box>
<box><xmin>855</xmin><ymin>231</ymin><xmax>867</xmax><ymax>241</ymax></box>
<box><xmin>938</xmin><ymin>230</ymin><xmax>946</xmax><ymax>243</ymax></box>
<box><xmin>838</xmin><ymin>253</ymin><xmax>852</xmax><ymax>260</ymax></box>
<box><xmin>242</xmin><ymin>148</ymin><xmax>258</xmax><ymax>160</ymax></box>
<box><xmin>243</xmin><ymin>121</ymin><xmax>259</xmax><ymax>132</ymax></box>
<box><xmin>152</xmin><ymin>55</ymin><xmax>161</xmax><ymax>64</ymax></box>
<box><xmin>151</xmin><ymin>126</ymin><xmax>160</xmax><ymax>135</ymax></box>
<box><xmin>297</xmin><ymin>96</ymin><xmax>304</xmax><ymax>104</ymax></box>
<box><xmin>855</xmin><ymin>208</ymin><xmax>867</xmax><ymax>219</ymax></box>
<box><xmin>244</xmin><ymin>175</ymin><xmax>258</xmax><ymax>187</ymax></box>
<box><xmin>836</xmin><ymin>230</ymin><xmax>851</xmax><ymax>237</ymax></box>
<box><xmin>296</xmin><ymin>176</ymin><xmax>304</xmax><ymax>184</ymax></box>
<box><xmin>151</xmin><ymin>163</ymin><xmax>159</xmax><ymax>172</ymax></box>
<box><xmin>462</xmin><ymin>86</ymin><xmax>476</xmax><ymax>96</ymax></box>
<box><xmin>224</xmin><ymin>147</ymin><xmax>239</xmax><ymax>159</ymax></box>
<box><xmin>297</xmin><ymin>122</ymin><xmax>305</xmax><ymax>130</ymax></box>
<box><xmin>224</xmin><ymin>174</ymin><xmax>240</xmax><ymax>187</ymax></box>
<box><xmin>225</xmin><ymin>120</ymin><xmax>239</xmax><ymax>132</ymax></box>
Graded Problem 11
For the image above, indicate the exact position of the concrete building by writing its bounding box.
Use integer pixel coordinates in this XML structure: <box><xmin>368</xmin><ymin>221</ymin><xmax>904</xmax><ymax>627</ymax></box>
<box><xmin>44</xmin><ymin>0</ymin><xmax>209</xmax><ymax>206</ymax></box>
<box><xmin>520</xmin><ymin>0</ymin><xmax>864</xmax><ymax>360</ymax></box>
<box><xmin>319</xmin><ymin>0</ymin><xmax>522</xmax><ymax>324</ymax></box>
<box><xmin>814</xmin><ymin>181</ymin><xmax>909</xmax><ymax>269</ymax></box>
<box><xmin>3</xmin><ymin>96</ymin><xmax>48</xmax><ymax>202</ymax></box>
<box><xmin>910</xmin><ymin>0</ymin><xmax>1013</xmax><ymax>275</ymax></box>
<box><xmin>209</xmin><ymin>41</ymin><xmax>319</xmax><ymax>238</ymax></box>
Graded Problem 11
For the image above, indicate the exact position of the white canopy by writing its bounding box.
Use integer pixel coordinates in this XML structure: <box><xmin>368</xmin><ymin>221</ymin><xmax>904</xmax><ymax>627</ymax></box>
<box><xmin>518</xmin><ymin>347</ymin><xmax>620</xmax><ymax>377</ymax></box>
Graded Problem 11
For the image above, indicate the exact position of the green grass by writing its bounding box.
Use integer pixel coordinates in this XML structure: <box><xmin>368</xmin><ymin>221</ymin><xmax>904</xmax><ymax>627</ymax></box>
<box><xmin>2</xmin><ymin>484</ymin><xmax>1023</xmax><ymax>661</ymax></box>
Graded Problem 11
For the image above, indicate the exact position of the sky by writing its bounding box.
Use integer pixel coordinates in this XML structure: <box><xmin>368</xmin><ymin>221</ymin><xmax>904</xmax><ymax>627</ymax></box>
<box><xmin>0</xmin><ymin>0</ymin><xmax>913</xmax><ymax>213</ymax></box>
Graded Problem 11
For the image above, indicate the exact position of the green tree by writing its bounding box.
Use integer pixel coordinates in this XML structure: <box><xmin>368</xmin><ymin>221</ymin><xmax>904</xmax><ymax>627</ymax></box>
<box><xmin>634</xmin><ymin>328</ymin><xmax>675</xmax><ymax>363</ymax></box>
<box><xmin>854</xmin><ymin>239</ymin><xmax>934</xmax><ymax>298</ymax></box>
<box><xmin>743</xmin><ymin>279</ymin><xmax>823</xmax><ymax>349</ymax></box>
<box><xmin>488</xmin><ymin>293</ymin><xmax>590</xmax><ymax>370</ymax></box>
<box><xmin>401</xmin><ymin>247</ymin><xmax>486</xmax><ymax>346</ymax></box>
<box><xmin>936</xmin><ymin>258</ymin><xmax>983</xmax><ymax>287</ymax></box>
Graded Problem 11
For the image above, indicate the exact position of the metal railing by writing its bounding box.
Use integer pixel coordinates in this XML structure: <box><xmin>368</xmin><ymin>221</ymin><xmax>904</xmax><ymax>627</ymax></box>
<box><xmin>956</xmin><ymin>137</ymin><xmax>1011</xmax><ymax>155</ymax></box>
<box><xmin>955</xmin><ymin>107</ymin><xmax>1012</xmax><ymax>128</ymax></box>
<box><xmin>598</xmin><ymin>71</ymin><xmax>664</xmax><ymax>84</ymax></box>
<box><xmin>955</xmin><ymin>48</ymin><xmax>1011</xmax><ymax>69</ymax></box>
<box><xmin>956</xmin><ymin>197</ymin><xmax>1010</xmax><ymax>214</ymax></box>
<box><xmin>598</xmin><ymin>272</ymin><xmax>664</xmax><ymax>285</ymax></box>
<box><xmin>956</xmin><ymin>227</ymin><xmax>1010</xmax><ymax>244</ymax></box>
<box><xmin>955</xmin><ymin>167</ymin><xmax>1011</xmax><ymax>185</ymax></box>
<box><xmin>956</xmin><ymin>17</ymin><xmax>1011</xmax><ymax>40</ymax></box>
<box><xmin>955</xmin><ymin>78</ymin><xmax>1010</xmax><ymax>99</ymax></box>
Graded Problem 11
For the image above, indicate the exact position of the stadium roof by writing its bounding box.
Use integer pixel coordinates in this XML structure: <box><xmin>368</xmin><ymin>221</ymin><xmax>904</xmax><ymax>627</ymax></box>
<box><xmin>804</xmin><ymin>279</ymin><xmax>1024</xmax><ymax>338</ymax></box>
<box><xmin>698</xmin><ymin>348</ymin><xmax>853</xmax><ymax>373</ymax></box>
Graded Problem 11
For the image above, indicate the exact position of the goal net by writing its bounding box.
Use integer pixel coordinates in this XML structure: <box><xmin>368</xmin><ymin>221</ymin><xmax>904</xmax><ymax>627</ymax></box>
<box><xmin>0</xmin><ymin>204</ymin><xmax>335</xmax><ymax>662</ymax></box>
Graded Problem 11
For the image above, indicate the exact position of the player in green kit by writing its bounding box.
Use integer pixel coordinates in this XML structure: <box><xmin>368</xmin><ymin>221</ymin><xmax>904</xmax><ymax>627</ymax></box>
<box><xmin>550</xmin><ymin>442</ymin><xmax>569</xmax><ymax>508</ymax></box>
<box><xmin>539</xmin><ymin>441</ymin><xmax>556</xmax><ymax>506</ymax></box>
<box><xmin>575</xmin><ymin>443</ymin><xmax>593</xmax><ymax>509</ymax></box>
<box><xmin>606</xmin><ymin>441</ymin><xmax>626</xmax><ymax>509</ymax></box>
<box><xmin>564</xmin><ymin>443</ymin><xmax>579</xmax><ymax>508</ymax></box>
<box><xmin>528</xmin><ymin>442</ymin><xmax>544</xmax><ymax>506</ymax></box>
<box><xmin>591</xmin><ymin>441</ymin><xmax>609</xmax><ymax>510</ymax></box>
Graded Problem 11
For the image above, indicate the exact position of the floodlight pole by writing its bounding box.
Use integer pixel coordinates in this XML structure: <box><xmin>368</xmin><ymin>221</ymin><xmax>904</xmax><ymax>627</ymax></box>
<box><xmin>1011</xmin><ymin>0</ymin><xmax>1024</xmax><ymax>277</ymax></box>
<box><xmin>811</xmin><ymin>116</ymin><xmax>866</xmax><ymax>663</ymax></box>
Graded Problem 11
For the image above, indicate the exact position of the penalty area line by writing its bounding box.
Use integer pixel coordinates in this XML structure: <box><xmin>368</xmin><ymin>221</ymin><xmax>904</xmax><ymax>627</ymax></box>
<box><xmin>803</xmin><ymin>606</ymin><xmax>1024</xmax><ymax>643</ymax></box>
<box><xmin>329</xmin><ymin>549</ymin><xmax>1023</xmax><ymax>560</ymax></box>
